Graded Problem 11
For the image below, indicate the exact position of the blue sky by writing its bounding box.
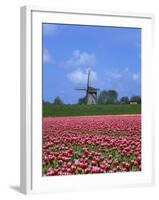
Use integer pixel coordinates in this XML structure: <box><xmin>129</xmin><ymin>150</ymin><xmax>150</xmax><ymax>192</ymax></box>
<box><xmin>43</xmin><ymin>23</ymin><xmax>141</xmax><ymax>104</ymax></box>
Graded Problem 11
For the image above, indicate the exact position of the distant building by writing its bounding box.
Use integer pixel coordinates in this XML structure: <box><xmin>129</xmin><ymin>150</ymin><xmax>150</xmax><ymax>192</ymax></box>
<box><xmin>130</xmin><ymin>101</ymin><xmax>137</xmax><ymax>105</ymax></box>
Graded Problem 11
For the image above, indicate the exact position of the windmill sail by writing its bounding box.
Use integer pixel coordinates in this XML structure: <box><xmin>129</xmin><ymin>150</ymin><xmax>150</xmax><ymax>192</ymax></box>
<box><xmin>87</xmin><ymin>70</ymin><xmax>91</xmax><ymax>89</ymax></box>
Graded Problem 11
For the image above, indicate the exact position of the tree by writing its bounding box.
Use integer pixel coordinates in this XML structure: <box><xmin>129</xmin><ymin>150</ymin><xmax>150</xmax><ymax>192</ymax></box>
<box><xmin>78</xmin><ymin>96</ymin><xmax>87</xmax><ymax>104</ymax></box>
<box><xmin>98</xmin><ymin>94</ymin><xmax>105</xmax><ymax>104</ymax></box>
<box><xmin>98</xmin><ymin>90</ymin><xmax>109</xmax><ymax>104</ymax></box>
<box><xmin>43</xmin><ymin>101</ymin><xmax>51</xmax><ymax>105</ymax></box>
<box><xmin>130</xmin><ymin>96</ymin><xmax>141</xmax><ymax>104</ymax></box>
<box><xmin>120</xmin><ymin>96</ymin><xmax>129</xmax><ymax>104</ymax></box>
<box><xmin>106</xmin><ymin>90</ymin><xmax>118</xmax><ymax>104</ymax></box>
<box><xmin>98</xmin><ymin>90</ymin><xmax>118</xmax><ymax>104</ymax></box>
<box><xmin>53</xmin><ymin>96</ymin><xmax>64</xmax><ymax>105</ymax></box>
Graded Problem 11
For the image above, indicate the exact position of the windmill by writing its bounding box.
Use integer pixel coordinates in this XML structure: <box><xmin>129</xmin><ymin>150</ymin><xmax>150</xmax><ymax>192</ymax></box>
<box><xmin>75</xmin><ymin>70</ymin><xmax>99</xmax><ymax>104</ymax></box>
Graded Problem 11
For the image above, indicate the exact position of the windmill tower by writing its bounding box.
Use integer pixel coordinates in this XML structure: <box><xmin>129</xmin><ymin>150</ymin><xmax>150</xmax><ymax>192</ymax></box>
<box><xmin>76</xmin><ymin>70</ymin><xmax>99</xmax><ymax>104</ymax></box>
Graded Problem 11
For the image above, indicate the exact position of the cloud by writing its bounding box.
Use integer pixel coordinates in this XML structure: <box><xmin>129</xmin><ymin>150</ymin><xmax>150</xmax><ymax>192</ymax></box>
<box><xmin>132</xmin><ymin>73</ymin><xmax>139</xmax><ymax>80</ymax></box>
<box><xmin>105</xmin><ymin>67</ymin><xmax>140</xmax><ymax>82</ymax></box>
<box><xmin>109</xmin><ymin>70</ymin><xmax>122</xmax><ymax>80</ymax></box>
<box><xmin>60</xmin><ymin>50</ymin><xmax>97</xmax><ymax>86</ymax></box>
<box><xmin>43</xmin><ymin>24</ymin><xmax>59</xmax><ymax>36</ymax></box>
<box><xmin>102</xmin><ymin>67</ymin><xmax>141</xmax><ymax>97</ymax></box>
<box><xmin>67</xmin><ymin>68</ymin><xmax>97</xmax><ymax>85</ymax></box>
<box><xmin>105</xmin><ymin>69</ymin><xmax>123</xmax><ymax>82</ymax></box>
<box><xmin>43</xmin><ymin>49</ymin><xmax>54</xmax><ymax>64</ymax></box>
<box><xmin>61</xmin><ymin>50</ymin><xmax>96</xmax><ymax>70</ymax></box>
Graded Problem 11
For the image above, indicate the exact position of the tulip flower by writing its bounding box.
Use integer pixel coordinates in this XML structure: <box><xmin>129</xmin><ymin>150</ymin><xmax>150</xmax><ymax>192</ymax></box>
<box><xmin>42</xmin><ymin>115</ymin><xmax>141</xmax><ymax>176</ymax></box>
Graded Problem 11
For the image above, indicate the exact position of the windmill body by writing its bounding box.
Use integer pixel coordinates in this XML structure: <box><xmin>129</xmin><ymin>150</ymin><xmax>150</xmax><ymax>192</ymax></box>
<box><xmin>76</xmin><ymin>70</ymin><xmax>99</xmax><ymax>104</ymax></box>
<box><xmin>86</xmin><ymin>86</ymin><xmax>98</xmax><ymax>104</ymax></box>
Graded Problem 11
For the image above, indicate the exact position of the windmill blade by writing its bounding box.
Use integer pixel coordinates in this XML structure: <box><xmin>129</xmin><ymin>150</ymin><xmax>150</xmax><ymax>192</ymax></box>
<box><xmin>75</xmin><ymin>88</ymin><xmax>87</xmax><ymax>91</ymax></box>
<box><xmin>87</xmin><ymin>70</ymin><xmax>91</xmax><ymax>88</ymax></box>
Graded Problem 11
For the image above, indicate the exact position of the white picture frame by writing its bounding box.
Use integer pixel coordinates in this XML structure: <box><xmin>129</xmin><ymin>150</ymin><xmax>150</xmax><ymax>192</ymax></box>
<box><xmin>20</xmin><ymin>6</ymin><xmax>154</xmax><ymax>194</ymax></box>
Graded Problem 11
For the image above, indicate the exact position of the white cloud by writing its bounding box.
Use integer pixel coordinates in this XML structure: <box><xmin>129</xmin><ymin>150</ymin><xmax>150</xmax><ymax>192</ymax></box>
<box><xmin>43</xmin><ymin>49</ymin><xmax>54</xmax><ymax>64</ymax></box>
<box><xmin>67</xmin><ymin>68</ymin><xmax>97</xmax><ymax>85</ymax></box>
<box><xmin>62</xmin><ymin>50</ymin><xmax>96</xmax><ymax>70</ymax></box>
<box><xmin>43</xmin><ymin>24</ymin><xmax>58</xmax><ymax>36</ymax></box>
<box><xmin>124</xmin><ymin>67</ymin><xmax>129</xmax><ymax>72</ymax></box>
<box><xmin>105</xmin><ymin>68</ymin><xmax>123</xmax><ymax>82</ymax></box>
<box><xmin>106</xmin><ymin>68</ymin><xmax>140</xmax><ymax>82</ymax></box>
<box><xmin>101</xmin><ymin>67</ymin><xmax>141</xmax><ymax>96</ymax></box>
<box><xmin>132</xmin><ymin>73</ymin><xmax>139</xmax><ymax>80</ymax></box>
<box><xmin>109</xmin><ymin>71</ymin><xmax>122</xmax><ymax>79</ymax></box>
<box><xmin>61</xmin><ymin>50</ymin><xmax>97</xmax><ymax>85</ymax></box>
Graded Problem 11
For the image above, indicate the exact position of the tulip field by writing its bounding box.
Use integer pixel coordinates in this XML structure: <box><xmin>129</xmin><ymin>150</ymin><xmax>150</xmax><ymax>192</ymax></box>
<box><xmin>42</xmin><ymin>114</ymin><xmax>141</xmax><ymax>176</ymax></box>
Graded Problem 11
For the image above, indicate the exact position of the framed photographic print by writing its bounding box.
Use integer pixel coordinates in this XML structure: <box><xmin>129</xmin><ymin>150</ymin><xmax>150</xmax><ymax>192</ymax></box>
<box><xmin>20</xmin><ymin>6</ymin><xmax>154</xmax><ymax>194</ymax></box>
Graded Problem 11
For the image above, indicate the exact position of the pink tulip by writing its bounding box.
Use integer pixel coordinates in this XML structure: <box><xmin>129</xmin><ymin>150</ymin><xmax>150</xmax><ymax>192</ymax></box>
<box><xmin>43</xmin><ymin>115</ymin><xmax>141</xmax><ymax>176</ymax></box>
